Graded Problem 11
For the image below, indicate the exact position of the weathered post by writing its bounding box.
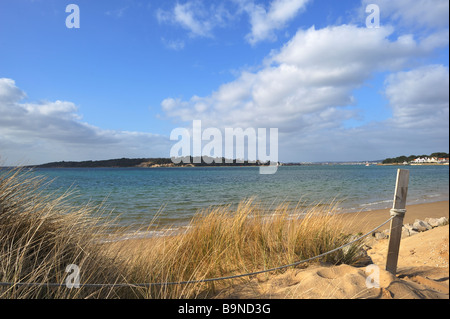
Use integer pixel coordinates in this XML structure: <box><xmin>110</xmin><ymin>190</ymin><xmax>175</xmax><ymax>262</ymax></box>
<box><xmin>385</xmin><ymin>169</ymin><xmax>409</xmax><ymax>275</ymax></box>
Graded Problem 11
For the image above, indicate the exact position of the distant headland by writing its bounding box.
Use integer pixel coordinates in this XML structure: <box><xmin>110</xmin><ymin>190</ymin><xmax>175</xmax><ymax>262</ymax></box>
<box><xmin>380</xmin><ymin>152</ymin><xmax>449</xmax><ymax>165</ymax></box>
<box><xmin>27</xmin><ymin>157</ymin><xmax>277</xmax><ymax>168</ymax></box>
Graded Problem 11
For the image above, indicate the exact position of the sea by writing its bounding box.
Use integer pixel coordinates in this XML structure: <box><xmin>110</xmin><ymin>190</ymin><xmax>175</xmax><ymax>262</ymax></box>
<box><xmin>28</xmin><ymin>164</ymin><xmax>449</xmax><ymax>234</ymax></box>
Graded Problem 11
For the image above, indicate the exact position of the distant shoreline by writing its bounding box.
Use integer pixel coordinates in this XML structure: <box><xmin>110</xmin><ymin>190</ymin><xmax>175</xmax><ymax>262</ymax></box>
<box><xmin>376</xmin><ymin>163</ymin><xmax>449</xmax><ymax>166</ymax></box>
<box><xmin>18</xmin><ymin>158</ymin><xmax>274</xmax><ymax>169</ymax></box>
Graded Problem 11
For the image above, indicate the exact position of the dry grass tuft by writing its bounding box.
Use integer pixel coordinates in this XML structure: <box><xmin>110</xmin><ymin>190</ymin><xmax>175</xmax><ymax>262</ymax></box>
<box><xmin>109</xmin><ymin>199</ymin><xmax>366</xmax><ymax>298</ymax></box>
<box><xmin>0</xmin><ymin>168</ymin><xmax>128</xmax><ymax>298</ymax></box>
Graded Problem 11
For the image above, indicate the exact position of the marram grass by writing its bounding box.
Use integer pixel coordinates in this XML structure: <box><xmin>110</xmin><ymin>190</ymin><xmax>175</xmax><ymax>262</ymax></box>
<box><xmin>0</xmin><ymin>168</ymin><xmax>365</xmax><ymax>299</ymax></box>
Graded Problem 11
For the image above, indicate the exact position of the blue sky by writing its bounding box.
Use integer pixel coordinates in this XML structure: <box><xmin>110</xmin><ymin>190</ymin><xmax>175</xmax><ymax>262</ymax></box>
<box><xmin>0</xmin><ymin>0</ymin><xmax>449</xmax><ymax>165</ymax></box>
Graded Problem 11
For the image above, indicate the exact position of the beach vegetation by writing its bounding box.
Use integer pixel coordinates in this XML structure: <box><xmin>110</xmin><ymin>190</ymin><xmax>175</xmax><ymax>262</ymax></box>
<box><xmin>0</xmin><ymin>168</ymin><xmax>366</xmax><ymax>299</ymax></box>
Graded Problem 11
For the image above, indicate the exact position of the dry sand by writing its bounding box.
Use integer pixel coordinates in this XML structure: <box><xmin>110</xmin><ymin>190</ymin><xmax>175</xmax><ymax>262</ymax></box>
<box><xmin>215</xmin><ymin>200</ymin><xmax>449</xmax><ymax>299</ymax></box>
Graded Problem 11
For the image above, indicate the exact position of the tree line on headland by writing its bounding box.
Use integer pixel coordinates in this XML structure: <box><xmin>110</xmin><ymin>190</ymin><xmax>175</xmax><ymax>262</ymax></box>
<box><xmin>382</xmin><ymin>152</ymin><xmax>449</xmax><ymax>164</ymax></box>
<box><xmin>31</xmin><ymin>157</ymin><xmax>274</xmax><ymax>168</ymax></box>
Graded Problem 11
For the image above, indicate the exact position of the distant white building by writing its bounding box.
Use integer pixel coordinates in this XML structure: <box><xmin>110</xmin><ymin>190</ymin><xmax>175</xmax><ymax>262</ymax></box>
<box><xmin>412</xmin><ymin>157</ymin><xmax>427</xmax><ymax>163</ymax></box>
<box><xmin>412</xmin><ymin>157</ymin><xmax>442</xmax><ymax>164</ymax></box>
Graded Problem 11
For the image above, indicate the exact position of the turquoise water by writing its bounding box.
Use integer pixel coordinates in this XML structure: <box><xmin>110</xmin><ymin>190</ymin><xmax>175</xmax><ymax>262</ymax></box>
<box><xmin>33</xmin><ymin>165</ymin><xmax>448</xmax><ymax>230</ymax></box>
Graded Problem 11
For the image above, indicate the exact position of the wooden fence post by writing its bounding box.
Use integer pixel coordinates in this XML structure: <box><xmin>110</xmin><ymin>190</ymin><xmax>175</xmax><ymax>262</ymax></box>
<box><xmin>385</xmin><ymin>169</ymin><xmax>409</xmax><ymax>275</ymax></box>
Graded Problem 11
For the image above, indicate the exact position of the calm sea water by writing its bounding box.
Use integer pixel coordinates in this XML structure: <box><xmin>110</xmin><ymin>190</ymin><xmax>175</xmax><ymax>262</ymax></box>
<box><xmin>32</xmin><ymin>165</ymin><xmax>448</xmax><ymax>231</ymax></box>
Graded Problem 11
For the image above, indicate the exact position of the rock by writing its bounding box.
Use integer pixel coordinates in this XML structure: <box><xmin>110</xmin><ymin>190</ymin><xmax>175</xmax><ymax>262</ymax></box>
<box><xmin>402</xmin><ymin>224</ymin><xmax>419</xmax><ymax>237</ymax></box>
<box><xmin>412</xmin><ymin>219</ymin><xmax>432</xmax><ymax>232</ymax></box>
<box><xmin>351</xmin><ymin>248</ymin><xmax>373</xmax><ymax>267</ymax></box>
<box><xmin>425</xmin><ymin>218</ymin><xmax>440</xmax><ymax>228</ymax></box>
<box><xmin>424</xmin><ymin>217</ymin><xmax>448</xmax><ymax>228</ymax></box>
<box><xmin>437</xmin><ymin>217</ymin><xmax>449</xmax><ymax>226</ymax></box>
<box><xmin>401</xmin><ymin>226</ymin><xmax>410</xmax><ymax>238</ymax></box>
<box><xmin>372</xmin><ymin>216</ymin><xmax>447</xmax><ymax>241</ymax></box>
<box><xmin>404</xmin><ymin>224</ymin><xmax>419</xmax><ymax>236</ymax></box>
<box><xmin>374</xmin><ymin>231</ymin><xmax>388</xmax><ymax>239</ymax></box>
<box><xmin>403</xmin><ymin>223</ymin><xmax>413</xmax><ymax>230</ymax></box>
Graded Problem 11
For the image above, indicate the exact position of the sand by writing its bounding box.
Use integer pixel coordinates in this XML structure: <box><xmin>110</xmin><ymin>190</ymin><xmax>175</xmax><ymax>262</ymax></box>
<box><xmin>215</xmin><ymin>200</ymin><xmax>449</xmax><ymax>299</ymax></box>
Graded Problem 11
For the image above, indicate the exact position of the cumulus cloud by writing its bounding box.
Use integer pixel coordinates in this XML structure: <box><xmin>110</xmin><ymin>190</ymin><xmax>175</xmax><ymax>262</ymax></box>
<box><xmin>361</xmin><ymin>0</ymin><xmax>449</xmax><ymax>30</ymax></box>
<box><xmin>0</xmin><ymin>78</ymin><xmax>171</xmax><ymax>165</ymax></box>
<box><xmin>0</xmin><ymin>78</ymin><xmax>26</xmax><ymax>103</ymax></box>
<box><xmin>384</xmin><ymin>65</ymin><xmax>449</xmax><ymax>129</ymax></box>
<box><xmin>162</xmin><ymin>24</ymin><xmax>444</xmax><ymax>130</ymax></box>
<box><xmin>237</xmin><ymin>0</ymin><xmax>310</xmax><ymax>44</ymax></box>
<box><xmin>286</xmin><ymin>64</ymin><xmax>449</xmax><ymax>161</ymax></box>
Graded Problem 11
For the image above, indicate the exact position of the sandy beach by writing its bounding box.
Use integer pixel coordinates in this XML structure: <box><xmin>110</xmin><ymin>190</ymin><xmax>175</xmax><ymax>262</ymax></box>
<box><xmin>215</xmin><ymin>200</ymin><xmax>449</xmax><ymax>299</ymax></box>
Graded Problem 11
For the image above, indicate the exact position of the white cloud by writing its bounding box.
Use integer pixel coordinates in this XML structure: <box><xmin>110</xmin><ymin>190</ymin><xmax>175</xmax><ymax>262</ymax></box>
<box><xmin>173</xmin><ymin>2</ymin><xmax>212</xmax><ymax>37</ymax></box>
<box><xmin>162</xmin><ymin>24</ymin><xmax>444</xmax><ymax>129</ymax></box>
<box><xmin>384</xmin><ymin>65</ymin><xmax>449</xmax><ymax>129</ymax></box>
<box><xmin>361</xmin><ymin>0</ymin><xmax>449</xmax><ymax>30</ymax></box>
<box><xmin>0</xmin><ymin>78</ymin><xmax>26</xmax><ymax>103</ymax></box>
<box><xmin>0</xmin><ymin>79</ymin><xmax>171</xmax><ymax>166</ymax></box>
<box><xmin>156</xmin><ymin>1</ymin><xmax>233</xmax><ymax>38</ymax></box>
<box><xmin>238</xmin><ymin>0</ymin><xmax>310</xmax><ymax>44</ymax></box>
<box><xmin>156</xmin><ymin>0</ymin><xmax>309</xmax><ymax>45</ymax></box>
<box><xmin>278</xmin><ymin>61</ymin><xmax>450</xmax><ymax>162</ymax></box>
<box><xmin>161</xmin><ymin>23</ymin><xmax>448</xmax><ymax>161</ymax></box>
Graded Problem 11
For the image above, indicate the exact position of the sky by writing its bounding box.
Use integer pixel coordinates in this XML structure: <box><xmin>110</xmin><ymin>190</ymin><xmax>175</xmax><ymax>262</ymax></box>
<box><xmin>0</xmin><ymin>0</ymin><xmax>449</xmax><ymax>165</ymax></box>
